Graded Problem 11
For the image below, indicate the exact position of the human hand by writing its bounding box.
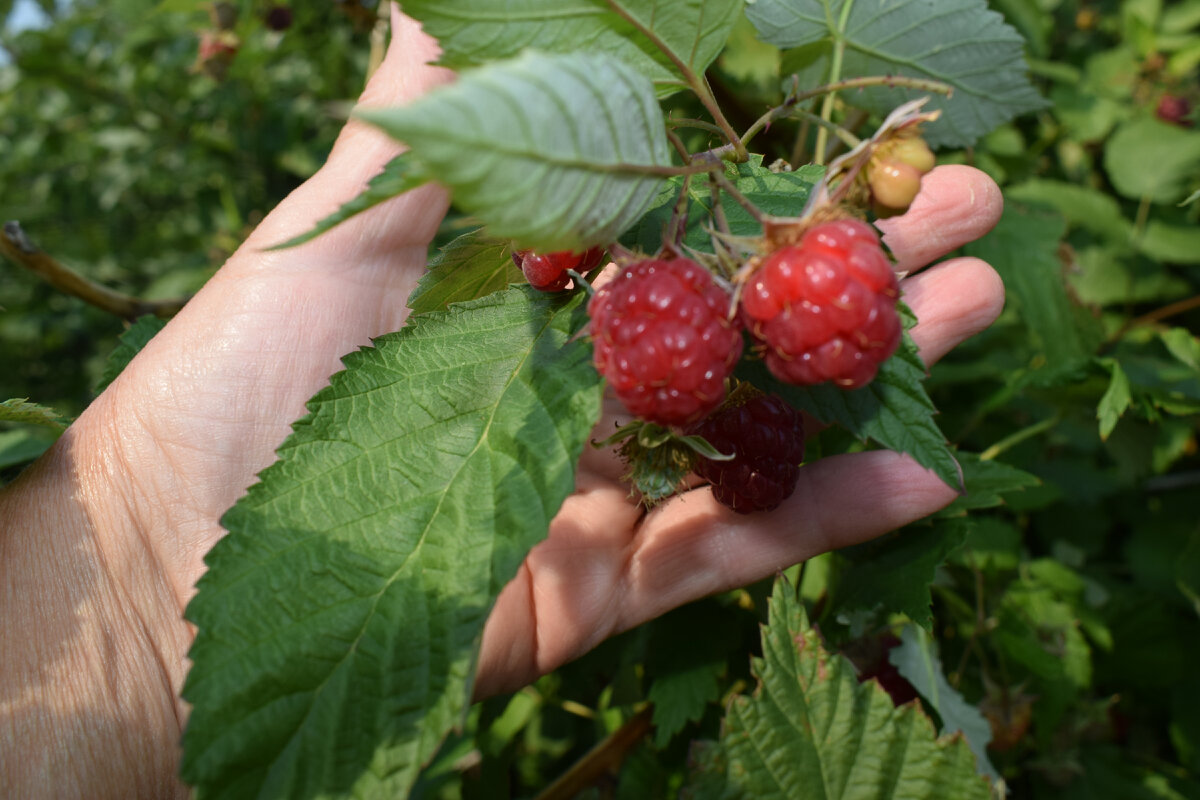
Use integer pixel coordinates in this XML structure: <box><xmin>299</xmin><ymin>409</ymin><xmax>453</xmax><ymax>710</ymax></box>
<box><xmin>0</xmin><ymin>9</ymin><xmax>1003</xmax><ymax>796</ymax></box>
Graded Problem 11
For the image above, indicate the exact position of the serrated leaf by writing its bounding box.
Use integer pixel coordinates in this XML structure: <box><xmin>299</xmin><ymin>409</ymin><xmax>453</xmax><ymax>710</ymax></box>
<box><xmin>0</xmin><ymin>398</ymin><xmax>68</xmax><ymax>430</ymax></box>
<box><xmin>888</xmin><ymin>623</ymin><xmax>1001</xmax><ymax>785</ymax></box>
<box><xmin>648</xmin><ymin>663</ymin><xmax>723</xmax><ymax>748</ymax></box>
<box><xmin>267</xmin><ymin>153</ymin><xmax>428</xmax><ymax>250</ymax></box>
<box><xmin>407</xmin><ymin>230</ymin><xmax>520</xmax><ymax>316</ymax></box>
<box><xmin>95</xmin><ymin>314</ymin><xmax>167</xmax><ymax>394</ymax></box>
<box><xmin>1098</xmin><ymin>359</ymin><xmax>1133</xmax><ymax>440</ymax></box>
<box><xmin>1005</xmin><ymin>179</ymin><xmax>1133</xmax><ymax>241</ymax></box>
<box><xmin>708</xmin><ymin>577</ymin><xmax>992</xmax><ymax>799</ymax></box>
<box><xmin>620</xmin><ymin>156</ymin><xmax>823</xmax><ymax>254</ymax></box>
<box><xmin>181</xmin><ymin>287</ymin><xmax>603</xmax><ymax>798</ymax></box>
<box><xmin>828</xmin><ymin>518</ymin><xmax>970</xmax><ymax>631</ymax></box>
<box><xmin>747</xmin><ymin>0</ymin><xmax>1048</xmax><ymax>148</ymax></box>
<box><xmin>939</xmin><ymin>451</ymin><xmax>1041</xmax><ymax>515</ymax></box>
<box><xmin>1104</xmin><ymin>116</ymin><xmax>1200</xmax><ymax>204</ymax></box>
<box><xmin>400</xmin><ymin>0</ymin><xmax>744</xmax><ymax>98</ymax></box>
<box><xmin>738</xmin><ymin>324</ymin><xmax>962</xmax><ymax>491</ymax></box>
<box><xmin>359</xmin><ymin>51</ymin><xmax>673</xmax><ymax>252</ymax></box>
<box><xmin>965</xmin><ymin>204</ymin><xmax>1100</xmax><ymax>376</ymax></box>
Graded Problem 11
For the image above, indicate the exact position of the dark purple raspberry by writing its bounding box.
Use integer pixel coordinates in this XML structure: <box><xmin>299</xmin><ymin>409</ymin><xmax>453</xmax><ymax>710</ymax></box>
<box><xmin>690</xmin><ymin>394</ymin><xmax>805</xmax><ymax>514</ymax></box>
<box><xmin>589</xmin><ymin>258</ymin><xmax>742</xmax><ymax>426</ymax></box>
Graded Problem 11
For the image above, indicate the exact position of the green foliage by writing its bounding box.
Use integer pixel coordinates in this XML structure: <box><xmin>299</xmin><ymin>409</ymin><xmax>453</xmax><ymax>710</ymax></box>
<box><xmin>7</xmin><ymin>0</ymin><xmax>1200</xmax><ymax>796</ymax></box>
<box><xmin>747</xmin><ymin>0</ymin><xmax>1048</xmax><ymax>147</ymax></box>
<box><xmin>360</xmin><ymin>51</ymin><xmax>673</xmax><ymax>252</ymax></box>
<box><xmin>400</xmin><ymin>0</ymin><xmax>744</xmax><ymax>98</ymax></box>
<box><xmin>689</xmin><ymin>577</ymin><xmax>992</xmax><ymax>799</ymax></box>
<box><xmin>181</xmin><ymin>288</ymin><xmax>603</xmax><ymax>797</ymax></box>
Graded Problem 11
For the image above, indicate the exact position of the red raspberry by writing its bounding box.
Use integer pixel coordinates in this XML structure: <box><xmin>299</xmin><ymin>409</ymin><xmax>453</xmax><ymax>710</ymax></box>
<box><xmin>589</xmin><ymin>258</ymin><xmax>742</xmax><ymax>426</ymax></box>
<box><xmin>742</xmin><ymin>218</ymin><xmax>901</xmax><ymax>390</ymax></box>
<box><xmin>690</xmin><ymin>393</ymin><xmax>805</xmax><ymax>513</ymax></box>
<box><xmin>1157</xmin><ymin>94</ymin><xmax>1193</xmax><ymax>127</ymax></box>
<box><xmin>514</xmin><ymin>247</ymin><xmax>605</xmax><ymax>291</ymax></box>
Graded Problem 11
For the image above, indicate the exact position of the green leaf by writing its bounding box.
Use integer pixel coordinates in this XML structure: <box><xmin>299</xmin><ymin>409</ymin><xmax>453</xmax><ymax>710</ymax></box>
<box><xmin>399</xmin><ymin>0</ymin><xmax>744</xmax><ymax>98</ymax></box>
<box><xmin>828</xmin><ymin>518</ymin><xmax>971</xmax><ymax>631</ymax></box>
<box><xmin>407</xmin><ymin>230</ymin><xmax>520</xmax><ymax>316</ymax></box>
<box><xmin>181</xmin><ymin>287</ymin><xmax>603</xmax><ymax>798</ymax></box>
<box><xmin>360</xmin><ymin>51</ymin><xmax>673</xmax><ymax>253</ymax></box>
<box><xmin>1098</xmin><ymin>359</ymin><xmax>1133</xmax><ymax>440</ymax></box>
<box><xmin>1104</xmin><ymin>116</ymin><xmax>1200</xmax><ymax>204</ymax></box>
<box><xmin>738</xmin><ymin>321</ymin><xmax>962</xmax><ymax>491</ymax></box>
<box><xmin>888</xmin><ymin>623</ymin><xmax>1000</xmax><ymax>785</ymax></box>
<box><xmin>0</xmin><ymin>427</ymin><xmax>57</xmax><ymax>471</ymax></box>
<box><xmin>707</xmin><ymin>577</ymin><xmax>992</xmax><ymax>799</ymax></box>
<box><xmin>964</xmin><ymin>204</ymin><xmax>1099</xmax><ymax>375</ymax></box>
<box><xmin>939</xmin><ymin>451</ymin><xmax>1041</xmax><ymax>515</ymax></box>
<box><xmin>1138</xmin><ymin>220</ymin><xmax>1200</xmax><ymax>265</ymax></box>
<box><xmin>0</xmin><ymin>398</ymin><xmax>68</xmax><ymax>430</ymax></box>
<box><xmin>95</xmin><ymin>314</ymin><xmax>167</xmax><ymax>394</ymax></box>
<box><xmin>648</xmin><ymin>663</ymin><xmax>723</xmax><ymax>748</ymax></box>
<box><xmin>620</xmin><ymin>156</ymin><xmax>823</xmax><ymax>254</ymax></box>
<box><xmin>746</xmin><ymin>0</ymin><xmax>1048</xmax><ymax>148</ymax></box>
<box><xmin>267</xmin><ymin>154</ymin><xmax>428</xmax><ymax>250</ymax></box>
<box><xmin>1005</xmin><ymin>179</ymin><xmax>1133</xmax><ymax>241</ymax></box>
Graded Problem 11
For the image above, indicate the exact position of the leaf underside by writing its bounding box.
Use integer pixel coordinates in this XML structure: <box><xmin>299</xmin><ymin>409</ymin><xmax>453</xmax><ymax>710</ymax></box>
<box><xmin>181</xmin><ymin>288</ymin><xmax>603</xmax><ymax>799</ymax></box>
<box><xmin>407</xmin><ymin>230</ymin><xmax>521</xmax><ymax>316</ymax></box>
<box><xmin>359</xmin><ymin>50</ymin><xmax>673</xmax><ymax>253</ymax></box>
<box><xmin>747</xmin><ymin>0</ymin><xmax>1048</xmax><ymax>148</ymax></box>
<box><xmin>399</xmin><ymin>0</ymin><xmax>744</xmax><ymax>98</ymax></box>
<box><xmin>0</xmin><ymin>398</ymin><xmax>68</xmax><ymax>429</ymax></box>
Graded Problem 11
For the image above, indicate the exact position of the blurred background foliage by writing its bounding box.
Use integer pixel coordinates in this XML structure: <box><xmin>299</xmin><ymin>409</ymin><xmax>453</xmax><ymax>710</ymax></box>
<box><xmin>3</xmin><ymin>0</ymin><xmax>1200</xmax><ymax>797</ymax></box>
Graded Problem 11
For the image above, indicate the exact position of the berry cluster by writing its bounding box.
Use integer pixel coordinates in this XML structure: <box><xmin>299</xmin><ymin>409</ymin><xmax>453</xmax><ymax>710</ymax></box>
<box><xmin>867</xmin><ymin>136</ymin><xmax>936</xmax><ymax>217</ymax></box>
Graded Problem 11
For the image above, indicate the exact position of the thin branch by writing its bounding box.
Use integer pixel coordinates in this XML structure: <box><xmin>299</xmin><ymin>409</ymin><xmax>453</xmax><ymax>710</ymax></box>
<box><xmin>1</xmin><ymin>222</ymin><xmax>188</xmax><ymax>320</ymax></box>
<box><xmin>1113</xmin><ymin>293</ymin><xmax>1200</xmax><ymax>340</ymax></box>
<box><xmin>533</xmin><ymin>707</ymin><xmax>653</xmax><ymax>800</ymax></box>
<box><xmin>601</xmin><ymin>0</ymin><xmax>747</xmax><ymax>160</ymax></box>
<box><xmin>710</xmin><ymin>172</ymin><xmax>765</xmax><ymax>225</ymax></box>
<box><xmin>666</xmin><ymin>116</ymin><xmax>728</xmax><ymax>137</ymax></box>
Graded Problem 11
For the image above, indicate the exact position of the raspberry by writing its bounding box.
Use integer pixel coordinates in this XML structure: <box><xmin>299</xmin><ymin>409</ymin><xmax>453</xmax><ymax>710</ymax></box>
<box><xmin>1157</xmin><ymin>94</ymin><xmax>1193</xmax><ymax>127</ymax></box>
<box><xmin>690</xmin><ymin>394</ymin><xmax>805</xmax><ymax>514</ymax></box>
<box><xmin>869</xmin><ymin>136</ymin><xmax>935</xmax><ymax>216</ymax></box>
<box><xmin>742</xmin><ymin>218</ymin><xmax>901</xmax><ymax>390</ymax></box>
<box><xmin>514</xmin><ymin>247</ymin><xmax>605</xmax><ymax>292</ymax></box>
<box><xmin>589</xmin><ymin>258</ymin><xmax>742</xmax><ymax>426</ymax></box>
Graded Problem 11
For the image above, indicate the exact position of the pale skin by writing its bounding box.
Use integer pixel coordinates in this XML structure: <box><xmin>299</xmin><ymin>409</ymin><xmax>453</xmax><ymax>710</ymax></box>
<box><xmin>0</xmin><ymin>11</ymin><xmax>1006</xmax><ymax>798</ymax></box>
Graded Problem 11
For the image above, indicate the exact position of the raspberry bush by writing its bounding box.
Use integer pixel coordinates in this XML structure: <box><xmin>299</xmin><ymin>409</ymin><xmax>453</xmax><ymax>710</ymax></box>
<box><xmin>9</xmin><ymin>0</ymin><xmax>1198</xmax><ymax>798</ymax></box>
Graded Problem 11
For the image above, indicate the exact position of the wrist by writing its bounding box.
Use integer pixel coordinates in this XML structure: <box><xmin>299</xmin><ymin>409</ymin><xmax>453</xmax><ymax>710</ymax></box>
<box><xmin>0</xmin><ymin>432</ymin><xmax>190</xmax><ymax>797</ymax></box>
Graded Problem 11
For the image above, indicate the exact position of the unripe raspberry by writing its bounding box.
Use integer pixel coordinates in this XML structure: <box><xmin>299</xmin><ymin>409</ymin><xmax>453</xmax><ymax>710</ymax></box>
<box><xmin>514</xmin><ymin>247</ymin><xmax>605</xmax><ymax>292</ymax></box>
<box><xmin>690</xmin><ymin>393</ymin><xmax>805</xmax><ymax>514</ymax></box>
<box><xmin>589</xmin><ymin>258</ymin><xmax>742</xmax><ymax>426</ymax></box>
<box><xmin>890</xmin><ymin>137</ymin><xmax>936</xmax><ymax>173</ymax></box>
<box><xmin>868</xmin><ymin>160</ymin><xmax>923</xmax><ymax>211</ymax></box>
<box><xmin>742</xmin><ymin>218</ymin><xmax>901</xmax><ymax>390</ymax></box>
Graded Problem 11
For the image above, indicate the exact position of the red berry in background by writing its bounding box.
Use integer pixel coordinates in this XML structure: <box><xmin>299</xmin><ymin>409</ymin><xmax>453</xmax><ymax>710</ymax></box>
<box><xmin>514</xmin><ymin>247</ymin><xmax>605</xmax><ymax>292</ymax></box>
<box><xmin>690</xmin><ymin>394</ymin><xmax>805</xmax><ymax>514</ymax></box>
<box><xmin>742</xmin><ymin>218</ymin><xmax>901</xmax><ymax>390</ymax></box>
<box><xmin>1156</xmin><ymin>94</ymin><xmax>1193</xmax><ymax>127</ymax></box>
<box><xmin>589</xmin><ymin>258</ymin><xmax>742</xmax><ymax>427</ymax></box>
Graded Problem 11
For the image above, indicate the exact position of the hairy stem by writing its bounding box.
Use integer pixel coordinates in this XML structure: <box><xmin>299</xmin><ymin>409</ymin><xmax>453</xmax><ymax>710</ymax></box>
<box><xmin>815</xmin><ymin>0</ymin><xmax>856</xmax><ymax>166</ymax></box>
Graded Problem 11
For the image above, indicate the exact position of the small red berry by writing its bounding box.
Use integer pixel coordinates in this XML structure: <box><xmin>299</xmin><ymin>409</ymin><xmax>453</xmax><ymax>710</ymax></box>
<box><xmin>514</xmin><ymin>247</ymin><xmax>604</xmax><ymax>292</ymax></box>
<box><xmin>742</xmin><ymin>218</ymin><xmax>901</xmax><ymax>390</ymax></box>
<box><xmin>589</xmin><ymin>258</ymin><xmax>742</xmax><ymax>426</ymax></box>
<box><xmin>690</xmin><ymin>394</ymin><xmax>805</xmax><ymax>514</ymax></box>
<box><xmin>265</xmin><ymin>5</ymin><xmax>294</xmax><ymax>32</ymax></box>
<box><xmin>1157</xmin><ymin>94</ymin><xmax>1193</xmax><ymax>127</ymax></box>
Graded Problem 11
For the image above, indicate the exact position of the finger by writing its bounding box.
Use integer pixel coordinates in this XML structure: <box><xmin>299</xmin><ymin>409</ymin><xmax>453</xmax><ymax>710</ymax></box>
<box><xmin>875</xmin><ymin>165</ymin><xmax>1003</xmax><ymax>273</ymax></box>
<box><xmin>903</xmin><ymin>256</ymin><xmax>1005</xmax><ymax>366</ymax></box>
<box><xmin>245</xmin><ymin>8</ymin><xmax>453</xmax><ymax>255</ymax></box>
<box><xmin>613</xmin><ymin>450</ymin><xmax>957</xmax><ymax>631</ymax></box>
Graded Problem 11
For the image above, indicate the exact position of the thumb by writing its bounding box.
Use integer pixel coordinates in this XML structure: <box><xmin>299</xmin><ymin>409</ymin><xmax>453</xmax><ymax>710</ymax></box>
<box><xmin>245</xmin><ymin>6</ymin><xmax>453</xmax><ymax>254</ymax></box>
